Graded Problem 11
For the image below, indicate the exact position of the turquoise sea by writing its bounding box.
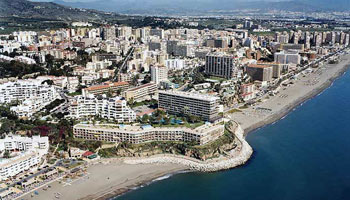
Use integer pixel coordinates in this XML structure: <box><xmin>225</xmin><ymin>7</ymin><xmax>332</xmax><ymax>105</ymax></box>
<box><xmin>116</xmin><ymin>68</ymin><xmax>350</xmax><ymax>200</ymax></box>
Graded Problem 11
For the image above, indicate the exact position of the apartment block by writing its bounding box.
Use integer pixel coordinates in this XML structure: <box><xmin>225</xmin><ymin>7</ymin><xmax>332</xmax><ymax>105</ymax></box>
<box><xmin>240</xmin><ymin>83</ymin><xmax>256</xmax><ymax>101</ymax></box>
<box><xmin>82</xmin><ymin>81</ymin><xmax>129</xmax><ymax>96</ymax></box>
<box><xmin>0</xmin><ymin>135</ymin><xmax>49</xmax><ymax>180</ymax></box>
<box><xmin>73</xmin><ymin>122</ymin><xmax>224</xmax><ymax>145</ymax></box>
<box><xmin>246</xmin><ymin>64</ymin><xmax>273</xmax><ymax>82</ymax></box>
<box><xmin>0</xmin><ymin>151</ymin><xmax>41</xmax><ymax>180</ymax></box>
<box><xmin>274</xmin><ymin>51</ymin><xmax>301</xmax><ymax>65</ymax></box>
<box><xmin>68</xmin><ymin>95</ymin><xmax>136</xmax><ymax>122</ymax></box>
<box><xmin>205</xmin><ymin>54</ymin><xmax>236</xmax><ymax>79</ymax></box>
<box><xmin>151</xmin><ymin>65</ymin><xmax>168</xmax><ymax>85</ymax></box>
<box><xmin>123</xmin><ymin>82</ymin><xmax>158</xmax><ymax>102</ymax></box>
<box><xmin>158</xmin><ymin>90</ymin><xmax>220</xmax><ymax>122</ymax></box>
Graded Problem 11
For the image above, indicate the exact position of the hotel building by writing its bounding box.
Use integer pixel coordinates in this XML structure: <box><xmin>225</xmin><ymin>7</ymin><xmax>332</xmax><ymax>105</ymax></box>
<box><xmin>158</xmin><ymin>90</ymin><xmax>220</xmax><ymax>122</ymax></box>
<box><xmin>245</xmin><ymin>64</ymin><xmax>274</xmax><ymax>82</ymax></box>
<box><xmin>73</xmin><ymin>122</ymin><xmax>224</xmax><ymax>145</ymax></box>
<box><xmin>205</xmin><ymin>54</ymin><xmax>236</xmax><ymax>79</ymax></box>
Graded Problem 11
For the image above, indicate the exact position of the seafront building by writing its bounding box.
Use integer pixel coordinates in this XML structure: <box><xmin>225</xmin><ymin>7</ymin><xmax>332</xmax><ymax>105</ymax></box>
<box><xmin>158</xmin><ymin>90</ymin><xmax>220</xmax><ymax>122</ymax></box>
<box><xmin>68</xmin><ymin>95</ymin><xmax>136</xmax><ymax>122</ymax></box>
<box><xmin>0</xmin><ymin>151</ymin><xmax>42</xmax><ymax>181</ymax></box>
<box><xmin>246</xmin><ymin>64</ymin><xmax>274</xmax><ymax>82</ymax></box>
<box><xmin>0</xmin><ymin>135</ymin><xmax>49</xmax><ymax>181</ymax></box>
<box><xmin>274</xmin><ymin>50</ymin><xmax>301</xmax><ymax>65</ymax></box>
<box><xmin>240</xmin><ymin>83</ymin><xmax>256</xmax><ymax>101</ymax></box>
<box><xmin>73</xmin><ymin>121</ymin><xmax>225</xmax><ymax>145</ymax></box>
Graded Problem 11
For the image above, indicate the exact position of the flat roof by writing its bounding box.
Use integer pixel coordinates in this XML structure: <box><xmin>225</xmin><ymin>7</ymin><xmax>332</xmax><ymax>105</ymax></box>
<box><xmin>86</xmin><ymin>82</ymin><xmax>128</xmax><ymax>91</ymax></box>
<box><xmin>159</xmin><ymin>90</ymin><xmax>219</xmax><ymax>102</ymax></box>
<box><xmin>127</xmin><ymin>82</ymin><xmax>156</xmax><ymax>92</ymax></box>
<box><xmin>247</xmin><ymin>64</ymin><xmax>273</xmax><ymax>69</ymax></box>
<box><xmin>74</xmin><ymin>122</ymin><xmax>223</xmax><ymax>136</ymax></box>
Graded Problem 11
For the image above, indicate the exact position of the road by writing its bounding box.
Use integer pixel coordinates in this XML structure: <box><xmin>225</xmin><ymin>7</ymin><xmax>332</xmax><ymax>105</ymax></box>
<box><xmin>114</xmin><ymin>47</ymin><xmax>135</xmax><ymax>80</ymax></box>
<box><xmin>51</xmin><ymin>90</ymin><xmax>70</xmax><ymax>114</ymax></box>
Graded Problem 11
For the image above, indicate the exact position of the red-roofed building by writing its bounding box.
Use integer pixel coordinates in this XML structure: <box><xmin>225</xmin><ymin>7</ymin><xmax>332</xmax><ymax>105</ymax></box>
<box><xmin>82</xmin><ymin>81</ymin><xmax>129</xmax><ymax>96</ymax></box>
<box><xmin>82</xmin><ymin>151</ymin><xmax>94</xmax><ymax>158</ymax></box>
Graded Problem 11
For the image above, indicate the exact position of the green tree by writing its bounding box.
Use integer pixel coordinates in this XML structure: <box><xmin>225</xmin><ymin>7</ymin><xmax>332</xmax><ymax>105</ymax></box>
<box><xmin>141</xmin><ymin>114</ymin><xmax>149</xmax><ymax>123</ymax></box>
<box><xmin>3</xmin><ymin>150</ymin><xmax>10</xmax><ymax>159</ymax></box>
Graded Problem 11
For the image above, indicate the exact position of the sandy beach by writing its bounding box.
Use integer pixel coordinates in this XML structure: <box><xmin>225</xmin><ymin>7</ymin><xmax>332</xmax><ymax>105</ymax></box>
<box><xmin>19</xmin><ymin>161</ymin><xmax>187</xmax><ymax>200</ymax></box>
<box><xmin>232</xmin><ymin>53</ymin><xmax>350</xmax><ymax>134</ymax></box>
<box><xmin>20</xmin><ymin>53</ymin><xmax>350</xmax><ymax>200</ymax></box>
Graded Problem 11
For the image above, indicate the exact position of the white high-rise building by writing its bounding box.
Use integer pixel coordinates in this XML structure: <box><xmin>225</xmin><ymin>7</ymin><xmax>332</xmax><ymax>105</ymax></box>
<box><xmin>165</xmin><ymin>59</ymin><xmax>186</xmax><ymax>70</ymax></box>
<box><xmin>274</xmin><ymin>51</ymin><xmax>301</xmax><ymax>65</ymax></box>
<box><xmin>151</xmin><ymin>66</ymin><xmax>168</xmax><ymax>85</ymax></box>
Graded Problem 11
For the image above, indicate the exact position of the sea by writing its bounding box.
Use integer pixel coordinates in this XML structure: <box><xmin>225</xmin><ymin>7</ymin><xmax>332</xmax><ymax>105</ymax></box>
<box><xmin>115</xmin><ymin>69</ymin><xmax>350</xmax><ymax>200</ymax></box>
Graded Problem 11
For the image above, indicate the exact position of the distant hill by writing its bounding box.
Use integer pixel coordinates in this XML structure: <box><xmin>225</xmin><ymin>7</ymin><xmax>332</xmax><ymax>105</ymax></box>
<box><xmin>0</xmin><ymin>0</ymin><xmax>118</xmax><ymax>21</ymax></box>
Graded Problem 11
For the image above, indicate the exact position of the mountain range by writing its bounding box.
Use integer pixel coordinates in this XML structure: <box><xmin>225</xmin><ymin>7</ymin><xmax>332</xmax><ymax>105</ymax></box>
<box><xmin>0</xmin><ymin>0</ymin><xmax>118</xmax><ymax>21</ymax></box>
<box><xmin>1</xmin><ymin>0</ymin><xmax>349</xmax><ymax>20</ymax></box>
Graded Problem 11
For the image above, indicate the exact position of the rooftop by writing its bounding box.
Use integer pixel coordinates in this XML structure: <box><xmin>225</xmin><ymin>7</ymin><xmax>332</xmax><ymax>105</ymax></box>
<box><xmin>74</xmin><ymin>121</ymin><xmax>223</xmax><ymax>136</ymax></box>
<box><xmin>159</xmin><ymin>90</ymin><xmax>219</xmax><ymax>102</ymax></box>
<box><xmin>85</xmin><ymin>82</ymin><xmax>128</xmax><ymax>91</ymax></box>
<box><xmin>247</xmin><ymin>64</ymin><xmax>273</xmax><ymax>69</ymax></box>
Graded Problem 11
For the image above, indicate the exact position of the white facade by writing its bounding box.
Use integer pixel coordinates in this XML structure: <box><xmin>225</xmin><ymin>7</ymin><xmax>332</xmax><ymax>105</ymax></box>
<box><xmin>0</xmin><ymin>151</ymin><xmax>41</xmax><ymax>180</ymax></box>
<box><xmin>13</xmin><ymin>31</ymin><xmax>37</xmax><ymax>44</ymax></box>
<box><xmin>0</xmin><ymin>135</ymin><xmax>49</xmax><ymax>155</ymax></box>
<box><xmin>68</xmin><ymin>95</ymin><xmax>136</xmax><ymax>122</ymax></box>
<box><xmin>14</xmin><ymin>56</ymin><xmax>36</xmax><ymax>65</ymax></box>
<box><xmin>151</xmin><ymin>66</ymin><xmax>168</xmax><ymax>85</ymax></box>
<box><xmin>0</xmin><ymin>79</ymin><xmax>58</xmax><ymax>104</ymax></box>
<box><xmin>36</xmin><ymin>76</ymin><xmax>79</xmax><ymax>93</ymax></box>
<box><xmin>0</xmin><ymin>80</ymin><xmax>59</xmax><ymax>118</ymax></box>
<box><xmin>165</xmin><ymin>59</ymin><xmax>186</xmax><ymax>70</ymax></box>
<box><xmin>274</xmin><ymin>51</ymin><xmax>301</xmax><ymax>65</ymax></box>
<box><xmin>0</xmin><ymin>135</ymin><xmax>49</xmax><ymax>180</ymax></box>
<box><xmin>86</xmin><ymin>60</ymin><xmax>112</xmax><ymax>71</ymax></box>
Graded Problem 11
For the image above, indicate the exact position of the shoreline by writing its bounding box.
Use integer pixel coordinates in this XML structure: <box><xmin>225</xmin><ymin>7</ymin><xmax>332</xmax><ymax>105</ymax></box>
<box><xmin>20</xmin><ymin>53</ymin><xmax>350</xmax><ymax>200</ymax></box>
<box><xmin>243</xmin><ymin>62</ymin><xmax>350</xmax><ymax>136</ymax></box>
<box><xmin>122</xmin><ymin>121</ymin><xmax>253</xmax><ymax>172</ymax></box>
